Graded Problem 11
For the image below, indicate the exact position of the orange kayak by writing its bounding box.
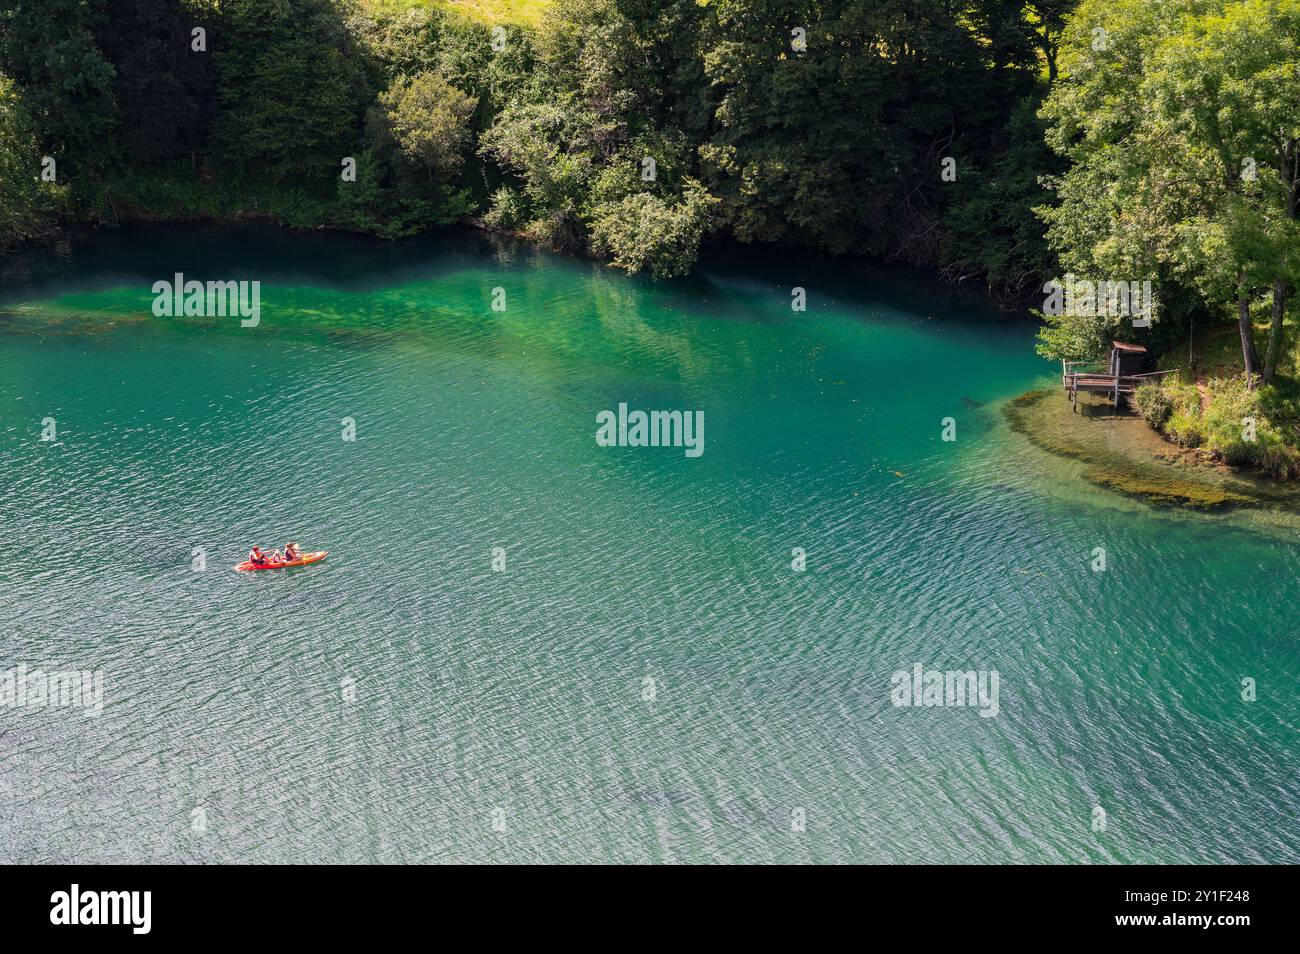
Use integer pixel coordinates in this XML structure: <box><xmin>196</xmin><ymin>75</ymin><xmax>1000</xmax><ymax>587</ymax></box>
<box><xmin>234</xmin><ymin>551</ymin><xmax>328</xmax><ymax>572</ymax></box>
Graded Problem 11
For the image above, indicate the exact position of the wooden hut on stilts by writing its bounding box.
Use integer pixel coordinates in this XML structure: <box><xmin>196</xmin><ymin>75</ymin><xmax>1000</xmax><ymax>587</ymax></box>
<box><xmin>1061</xmin><ymin>342</ymin><xmax>1177</xmax><ymax>412</ymax></box>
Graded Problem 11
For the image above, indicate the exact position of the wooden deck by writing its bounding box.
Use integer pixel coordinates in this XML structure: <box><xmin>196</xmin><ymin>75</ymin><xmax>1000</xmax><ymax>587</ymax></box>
<box><xmin>1062</xmin><ymin>361</ymin><xmax>1176</xmax><ymax>410</ymax></box>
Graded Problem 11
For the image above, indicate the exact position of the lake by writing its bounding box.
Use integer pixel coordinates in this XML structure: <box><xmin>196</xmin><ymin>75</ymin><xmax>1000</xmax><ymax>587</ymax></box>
<box><xmin>0</xmin><ymin>223</ymin><xmax>1295</xmax><ymax>863</ymax></box>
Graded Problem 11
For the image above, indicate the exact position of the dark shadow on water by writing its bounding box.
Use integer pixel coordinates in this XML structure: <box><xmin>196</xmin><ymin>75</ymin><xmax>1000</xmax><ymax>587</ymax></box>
<box><xmin>1074</xmin><ymin>400</ymin><xmax>1122</xmax><ymax>419</ymax></box>
<box><xmin>0</xmin><ymin>222</ymin><xmax>543</xmax><ymax>299</ymax></box>
<box><xmin>1</xmin><ymin>222</ymin><xmax>1038</xmax><ymax>339</ymax></box>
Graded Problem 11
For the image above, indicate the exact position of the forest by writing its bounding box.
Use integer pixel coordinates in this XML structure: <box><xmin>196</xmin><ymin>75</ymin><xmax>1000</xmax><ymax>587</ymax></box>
<box><xmin>1</xmin><ymin>0</ymin><xmax>1297</xmax><ymax>474</ymax></box>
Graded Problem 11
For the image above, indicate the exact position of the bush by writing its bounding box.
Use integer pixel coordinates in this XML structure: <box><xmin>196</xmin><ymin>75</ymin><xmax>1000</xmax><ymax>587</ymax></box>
<box><xmin>1164</xmin><ymin>409</ymin><xmax>1207</xmax><ymax>447</ymax></box>
<box><xmin>1137</xmin><ymin>374</ymin><xmax>1300</xmax><ymax>478</ymax></box>
<box><xmin>482</xmin><ymin>186</ymin><xmax>528</xmax><ymax>232</ymax></box>
<box><xmin>373</xmin><ymin>72</ymin><xmax>476</xmax><ymax>180</ymax></box>
<box><xmin>1168</xmin><ymin>383</ymin><xmax>1202</xmax><ymax>416</ymax></box>
<box><xmin>1136</xmin><ymin>378</ymin><xmax>1202</xmax><ymax>436</ymax></box>
<box><xmin>1133</xmin><ymin>382</ymin><xmax>1173</xmax><ymax>428</ymax></box>
<box><xmin>589</xmin><ymin>180</ymin><xmax>717</xmax><ymax>278</ymax></box>
<box><xmin>1256</xmin><ymin>442</ymin><xmax>1300</xmax><ymax>480</ymax></box>
<box><xmin>0</xmin><ymin>75</ymin><xmax>66</xmax><ymax>247</ymax></box>
<box><xmin>1260</xmin><ymin>385</ymin><xmax>1300</xmax><ymax>440</ymax></box>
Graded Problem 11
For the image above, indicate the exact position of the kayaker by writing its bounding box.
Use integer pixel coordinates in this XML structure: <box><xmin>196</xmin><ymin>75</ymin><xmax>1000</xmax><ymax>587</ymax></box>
<box><xmin>270</xmin><ymin>548</ymin><xmax>284</xmax><ymax>563</ymax></box>
<box><xmin>284</xmin><ymin>542</ymin><xmax>302</xmax><ymax>561</ymax></box>
<box><xmin>248</xmin><ymin>545</ymin><xmax>269</xmax><ymax>566</ymax></box>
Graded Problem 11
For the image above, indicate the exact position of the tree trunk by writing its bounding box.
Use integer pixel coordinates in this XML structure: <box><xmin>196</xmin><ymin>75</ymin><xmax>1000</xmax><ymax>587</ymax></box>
<box><xmin>1263</xmin><ymin>279</ymin><xmax>1287</xmax><ymax>384</ymax></box>
<box><xmin>1237</xmin><ymin>271</ymin><xmax>1259</xmax><ymax>388</ymax></box>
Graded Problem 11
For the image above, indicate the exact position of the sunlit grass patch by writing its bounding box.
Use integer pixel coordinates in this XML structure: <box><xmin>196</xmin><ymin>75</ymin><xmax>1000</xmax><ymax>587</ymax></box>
<box><xmin>358</xmin><ymin>0</ymin><xmax>548</xmax><ymax>27</ymax></box>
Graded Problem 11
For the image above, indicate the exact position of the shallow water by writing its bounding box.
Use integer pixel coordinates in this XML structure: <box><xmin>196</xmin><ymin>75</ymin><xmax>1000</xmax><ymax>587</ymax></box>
<box><xmin>1</xmin><ymin>224</ymin><xmax>1296</xmax><ymax>863</ymax></box>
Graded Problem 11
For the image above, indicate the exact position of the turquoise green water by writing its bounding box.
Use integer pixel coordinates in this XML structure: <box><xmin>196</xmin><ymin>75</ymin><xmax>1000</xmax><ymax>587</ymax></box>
<box><xmin>1</xmin><ymin>224</ymin><xmax>1296</xmax><ymax>863</ymax></box>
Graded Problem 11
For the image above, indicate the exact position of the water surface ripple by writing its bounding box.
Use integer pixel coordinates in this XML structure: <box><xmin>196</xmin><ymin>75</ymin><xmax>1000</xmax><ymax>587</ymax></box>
<box><xmin>0</xmin><ymin>225</ymin><xmax>1295</xmax><ymax>863</ymax></box>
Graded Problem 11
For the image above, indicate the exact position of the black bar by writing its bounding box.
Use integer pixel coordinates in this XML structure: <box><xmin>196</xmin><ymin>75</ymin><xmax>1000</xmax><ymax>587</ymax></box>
<box><xmin>0</xmin><ymin>865</ymin><xmax>1283</xmax><ymax>942</ymax></box>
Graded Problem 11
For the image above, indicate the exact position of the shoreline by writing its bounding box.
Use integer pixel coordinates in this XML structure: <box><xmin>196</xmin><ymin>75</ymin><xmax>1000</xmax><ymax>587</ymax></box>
<box><xmin>1004</xmin><ymin>389</ymin><xmax>1300</xmax><ymax>511</ymax></box>
<box><xmin>5</xmin><ymin>196</ymin><xmax>1037</xmax><ymax>316</ymax></box>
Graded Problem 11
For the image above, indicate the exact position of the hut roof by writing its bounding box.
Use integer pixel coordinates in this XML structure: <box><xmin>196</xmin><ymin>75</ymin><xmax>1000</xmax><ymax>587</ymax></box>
<box><xmin>1111</xmin><ymin>341</ymin><xmax>1148</xmax><ymax>353</ymax></box>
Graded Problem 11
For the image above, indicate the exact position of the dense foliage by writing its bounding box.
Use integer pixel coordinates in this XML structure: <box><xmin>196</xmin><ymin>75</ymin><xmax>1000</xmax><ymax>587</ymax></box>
<box><xmin>0</xmin><ymin>76</ymin><xmax>67</xmax><ymax>244</ymax></box>
<box><xmin>0</xmin><ymin>0</ymin><xmax>1063</xmax><ymax>291</ymax></box>
<box><xmin>1036</xmin><ymin>0</ymin><xmax>1299</xmax><ymax>380</ymax></box>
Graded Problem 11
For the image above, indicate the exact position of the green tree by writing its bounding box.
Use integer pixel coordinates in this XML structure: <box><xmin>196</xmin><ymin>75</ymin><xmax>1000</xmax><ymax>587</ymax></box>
<box><xmin>1145</xmin><ymin>0</ymin><xmax>1300</xmax><ymax>384</ymax></box>
<box><xmin>214</xmin><ymin>0</ymin><xmax>371</xmax><ymax>184</ymax></box>
<box><xmin>0</xmin><ymin>0</ymin><xmax>117</xmax><ymax>175</ymax></box>
<box><xmin>943</xmin><ymin>95</ymin><xmax>1063</xmax><ymax>299</ymax></box>
<box><xmin>699</xmin><ymin>0</ymin><xmax>1043</xmax><ymax>262</ymax></box>
<box><xmin>590</xmin><ymin>179</ymin><xmax>717</xmax><ymax>278</ymax></box>
<box><xmin>478</xmin><ymin>98</ymin><xmax>596</xmax><ymax>249</ymax></box>
<box><xmin>0</xmin><ymin>75</ymin><xmax>67</xmax><ymax>247</ymax></box>
<box><xmin>373</xmin><ymin>72</ymin><xmax>477</xmax><ymax>184</ymax></box>
<box><xmin>1024</xmin><ymin>0</ymin><xmax>1073</xmax><ymax>82</ymax></box>
<box><xmin>92</xmin><ymin>0</ymin><xmax>217</xmax><ymax>165</ymax></box>
<box><xmin>1038</xmin><ymin>0</ymin><xmax>1299</xmax><ymax>385</ymax></box>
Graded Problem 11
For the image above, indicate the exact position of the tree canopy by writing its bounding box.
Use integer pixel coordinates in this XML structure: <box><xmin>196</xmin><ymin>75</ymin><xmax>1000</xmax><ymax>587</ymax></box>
<box><xmin>1037</xmin><ymin>0</ymin><xmax>1299</xmax><ymax>385</ymax></box>
<box><xmin>0</xmin><ymin>0</ymin><xmax>1067</xmax><ymax>286</ymax></box>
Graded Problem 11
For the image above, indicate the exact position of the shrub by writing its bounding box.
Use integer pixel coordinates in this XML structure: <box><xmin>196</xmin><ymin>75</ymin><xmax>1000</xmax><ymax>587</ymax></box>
<box><xmin>482</xmin><ymin>186</ymin><xmax>528</xmax><ymax>232</ymax></box>
<box><xmin>374</xmin><ymin>72</ymin><xmax>476</xmax><ymax>180</ymax></box>
<box><xmin>1138</xmin><ymin>378</ymin><xmax>1204</xmax><ymax>443</ymax></box>
<box><xmin>1164</xmin><ymin>409</ymin><xmax>1207</xmax><ymax>447</ymax></box>
<box><xmin>0</xmin><ymin>75</ymin><xmax>66</xmax><ymax>247</ymax></box>
<box><xmin>1133</xmin><ymin>382</ymin><xmax>1173</xmax><ymax>428</ymax></box>
<box><xmin>589</xmin><ymin>180</ymin><xmax>717</xmax><ymax>278</ymax></box>
<box><xmin>1167</xmin><ymin>382</ymin><xmax>1203</xmax><ymax>417</ymax></box>
<box><xmin>1256</xmin><ymin>442</ymin><xmax>1300</xmax><ymax>480</ymax></box>
<box><xmin>1186</xmin><ymin>378</ymin><xmax>1300</xmax><ymax>476</ymax></box>
<box><xmin>1259</xmin><ymin>385</ymin><xmax>1300</xmax><ymax>445</ymax></box>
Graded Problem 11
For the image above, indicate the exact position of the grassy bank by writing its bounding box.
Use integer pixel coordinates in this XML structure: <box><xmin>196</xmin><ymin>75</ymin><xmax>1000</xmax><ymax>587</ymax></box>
<box><xmin>363</xmin><ymin>0</ymin><xmax>548</xmax><ymax>27</ymax></box>
<box><xmin>1130</xmin><ymin>322</ymin><xmax>1300</xmax><ymax>480</ymax></box>
<box><xmin>1002</xmin><ymin>389</ymin><xmax>1300</xmax><ymax>511</ymax></box>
